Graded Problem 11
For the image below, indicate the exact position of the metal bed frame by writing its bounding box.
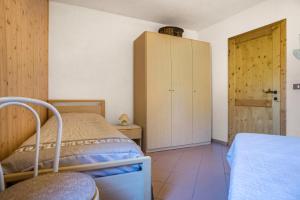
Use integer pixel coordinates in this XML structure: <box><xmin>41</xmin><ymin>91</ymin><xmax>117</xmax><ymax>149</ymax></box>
<box><xmin>0</xmin><ymin>97</ymin><xmax>63</xmax><ymax>192</ymax></box>
<box><xmin>0</xmin><ymin>97</ymin><xmax>152</xmax><ymax>200</ymax></box>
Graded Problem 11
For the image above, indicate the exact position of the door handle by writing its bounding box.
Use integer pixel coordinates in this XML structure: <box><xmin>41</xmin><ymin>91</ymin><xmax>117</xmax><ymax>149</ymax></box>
<box><xmin>262</xmin><ymin>89</ymin><xmax>277</xmax><ymax>94</ymax></box>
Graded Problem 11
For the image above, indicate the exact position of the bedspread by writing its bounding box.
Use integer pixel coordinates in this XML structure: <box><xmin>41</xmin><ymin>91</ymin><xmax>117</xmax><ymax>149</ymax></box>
<box><xmin>2</xmin><ymin>113</ymin><xmax>143</xmax><ymax>176</ymax></box>
<box><xmin>227</xmin><ymin>133</ymin><xmax>300</xmax><ymax>200</ymax></box>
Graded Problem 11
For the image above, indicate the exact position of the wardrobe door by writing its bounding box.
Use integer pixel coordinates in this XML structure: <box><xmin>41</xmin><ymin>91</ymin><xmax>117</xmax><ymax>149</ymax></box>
<box><xmin>171</xmin><ymin>37</ymin><xmax>193</xmax><ymax>146</ymax></box>
<box><xmin>146</xmin><ymin>33</ymin><xmax>172</xmax><ymax>149</ymax></box>
<box><xmin>192</xmin><ymin>41</ymin><xmax>212</xmax><ymax>143</ymax></box>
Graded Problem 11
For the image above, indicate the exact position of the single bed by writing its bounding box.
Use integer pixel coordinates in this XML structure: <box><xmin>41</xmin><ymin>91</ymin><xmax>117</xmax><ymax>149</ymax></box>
<box><xmin>227</xmin><ymin>133</ymin><xmax>300</xmax><ymax>200</ymax></box>
<box><xmin>1</xmin><ymin>100</ymin><xmax>151</xmax><ymax>200</ymax></box>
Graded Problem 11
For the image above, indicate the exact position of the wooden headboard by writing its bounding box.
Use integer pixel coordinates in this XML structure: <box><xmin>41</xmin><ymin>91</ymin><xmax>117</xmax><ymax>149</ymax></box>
<box><xmin>48</xmin><ymin>100</ymin><xmax>105</xmax><ymax>118</ymax></box>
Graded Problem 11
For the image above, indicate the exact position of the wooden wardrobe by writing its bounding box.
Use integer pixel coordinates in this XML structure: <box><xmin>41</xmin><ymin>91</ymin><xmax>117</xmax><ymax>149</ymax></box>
<box><xmin>134</xmin><ymin>32</ymin><xmax>211</xmax><ymax>152</ymax></box>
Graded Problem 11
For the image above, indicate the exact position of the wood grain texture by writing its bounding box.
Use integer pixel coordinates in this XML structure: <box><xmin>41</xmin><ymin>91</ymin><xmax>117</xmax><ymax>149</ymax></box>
<box><xmin>272</xmin><ymin>25</ymin><xmax>281</xmax><ymax>134</ymax></box>
<box><xmin>0</xmin><ymin>0</ymin><xmax>48</xmax><ymax>160</ymax></box>
<box><xmin>234</xmin><ymin>29</ymin><xmax>274</xmax><ymax>138</ymax></box>
<box><xmin>235</xmin><ymin>99</ymin><xmax>272</xmax><ymax>107</ymax></box>
<box><xmin>228</xmin><ymin>39</ymin><xmax>236</xmax><ymax>144</ymax></box>
<box><xmin>0</xmin><ymin>0</ymin><xmax>8</xmax><ymax>160</ymax></box>
<box><xmin>48</xmin><ymin>100</ymin><xmax>105</xmax><ymax>117</ymax></box>
<box><xmin>280</xmin><ymin>20</ymin><xmax>287</xmax><ymax>135</ymax></box>
<box><xmin>228</xmin><ymin>20</ymin><xmax>286</xmax><ymax>144</ymax></box>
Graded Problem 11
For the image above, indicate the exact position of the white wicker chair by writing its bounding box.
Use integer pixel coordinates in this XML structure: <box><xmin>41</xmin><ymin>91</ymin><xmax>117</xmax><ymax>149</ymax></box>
<box><xmin>0</xmin><ymin>97</ymin><xmax>99</xmax><ymax>200</ymax></box>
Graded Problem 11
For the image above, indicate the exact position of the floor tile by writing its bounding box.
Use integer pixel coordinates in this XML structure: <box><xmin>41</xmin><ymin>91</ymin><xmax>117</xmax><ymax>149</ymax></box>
<box><xmin>173</xmin><ymin>151</ymin><xmax>201</xmax><ymax>172</ymax></box>
<box><xmin>225</xmin><ymin>173</ymin><xmax>230</xmax><ymax>197</ymax></box>
<box><xmin>158</xmin><ymin>183</ymin><xmax>194</xmax><ymax>200</ymax></box>
<box><xmin>153</xmin><ymin>181</ymin><xmax>164</xmax><ymax>198</ymax></box>
<box><xmin>166</xmin><ymin>170</ymin><xmax>197</xmax><ymax>186</ymax></box>
<box><xmin>193</xmin><ymin>145</ymin><xmax>227</xmax><ymax>199</ymax></box>
<box><xmin>152</xmin><ymin>157</ymin><xmax>178</xmax><ymax>171</ymax></box>
<box><xmin>151</xmin><ymin>143</ymin><xmax>230</xmax><ymax>200</ymax></box>
<box><xmin>152</xmin><ymin>168</ymin><xmax>172</xmax><ymax>182</ymax></box>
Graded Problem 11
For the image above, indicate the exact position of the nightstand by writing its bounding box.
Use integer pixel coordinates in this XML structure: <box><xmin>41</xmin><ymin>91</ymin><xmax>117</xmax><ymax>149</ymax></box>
<box><xmin>114</xmin><ymin>124</ymin><xmax>142</xmax><ymax>147</ymax></box>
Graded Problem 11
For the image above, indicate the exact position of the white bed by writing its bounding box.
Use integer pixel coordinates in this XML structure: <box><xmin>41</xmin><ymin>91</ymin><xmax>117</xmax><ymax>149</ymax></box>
<box><xmin>227</xmin><ymin>133</ymin><xmax>300</xmax><ymax>200</ymax></box>
<box><xmin>1</xmin><ymin>99</ymin><xmax>151</xmax><ymax>200</ymax></box>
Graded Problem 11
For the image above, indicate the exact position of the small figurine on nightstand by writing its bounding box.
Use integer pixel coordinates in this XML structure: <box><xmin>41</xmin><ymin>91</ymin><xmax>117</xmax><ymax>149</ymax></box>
<box><xmin>119</xmin><ymin>113</ymin><xmax>129</xmax><ymax>126</ymax></box>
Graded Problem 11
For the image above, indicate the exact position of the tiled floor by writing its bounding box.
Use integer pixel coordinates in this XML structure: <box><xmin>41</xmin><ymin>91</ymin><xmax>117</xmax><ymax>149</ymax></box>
<box><xmin>148</xmin><ymin>143</ymin><xmax>230</xmax><ymax>200</ymax></box>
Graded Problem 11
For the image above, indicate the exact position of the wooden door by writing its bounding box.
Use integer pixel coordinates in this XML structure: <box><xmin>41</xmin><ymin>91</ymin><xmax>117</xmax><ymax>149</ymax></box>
<box><xmin>171</xmin><ymin>37</ymin><xmax>193</xmax><ymax>146</ymax></box>
<box><xmin>192</xmin><ymin>41</ymin><xmax>212</xmax><ymax>143</ymax></box>
<box><xmin>146</xmin><ymin>33</ymin><xmax>172</xmax><ymax>149</ymax></box>
<box><xmin>228</xmin><ymin>20</ymin><xmax>286</xmax><ymax>144</ymax></box>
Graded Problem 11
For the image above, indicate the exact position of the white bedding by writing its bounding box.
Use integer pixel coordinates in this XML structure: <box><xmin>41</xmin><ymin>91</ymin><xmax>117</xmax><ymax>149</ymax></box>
<box><xmin>227</xmin><ymin>133</ymin><xmax>300</xmax><ymax>200</ymax></box>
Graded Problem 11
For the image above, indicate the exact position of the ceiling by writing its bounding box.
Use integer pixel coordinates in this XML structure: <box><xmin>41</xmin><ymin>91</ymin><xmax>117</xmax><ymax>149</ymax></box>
<box><xmin>52</xmin><ymin>0</ymin><xmax>266</xmax><ymax>30</ymax></box>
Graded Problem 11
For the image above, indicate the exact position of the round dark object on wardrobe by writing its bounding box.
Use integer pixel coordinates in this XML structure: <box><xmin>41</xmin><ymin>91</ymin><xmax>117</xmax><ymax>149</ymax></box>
<box><xmin>158</xmin><ymin>26</ymin><xmax>184</xmax><ymax>37</ymax></box>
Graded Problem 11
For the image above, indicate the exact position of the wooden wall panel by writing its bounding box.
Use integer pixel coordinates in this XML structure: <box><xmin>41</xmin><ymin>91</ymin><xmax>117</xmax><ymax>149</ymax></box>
<box><xmin>0</xmin><ymin>0</ymin><xmax>8</xmax><ymax>160</ymax></box>
<box><xmin>0</xmin><ymin>0</ymin><xmax>48</xmax><ymax>160</ymax></box>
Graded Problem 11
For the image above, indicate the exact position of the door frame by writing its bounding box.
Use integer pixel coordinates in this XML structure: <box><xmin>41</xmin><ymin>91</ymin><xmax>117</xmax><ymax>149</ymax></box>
<box><xmin>228</xmin><ymin>19</ymin><xmax>286</xmax><ymax>143</ymax></box>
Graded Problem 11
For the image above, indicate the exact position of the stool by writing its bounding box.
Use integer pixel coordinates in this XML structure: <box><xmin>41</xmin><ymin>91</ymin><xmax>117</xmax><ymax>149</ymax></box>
<box><xmin>0</xmin><ymin>172</ymin><xmax>99</xmax><ymax>200</ymax></box>
<box><xmin>0</xmin><ymin>97</ymin><xmax>99</xmax><ymax>200</ymax></box>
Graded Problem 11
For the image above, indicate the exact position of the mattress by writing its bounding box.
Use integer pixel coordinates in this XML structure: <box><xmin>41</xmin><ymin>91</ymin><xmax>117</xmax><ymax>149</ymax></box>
<box><xmin>227</xmin><ymin>133</ymin><xmax>300</xmax><ymax>200</ymax></box>
<box><xmin>1</xmin><ymin>113</ymin><xmax>144</xmax><ymax>177</ymax></box>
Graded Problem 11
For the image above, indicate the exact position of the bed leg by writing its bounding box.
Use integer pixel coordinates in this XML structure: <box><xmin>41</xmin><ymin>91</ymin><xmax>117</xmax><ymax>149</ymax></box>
<box><xmin>0</xmin><ymin>164</ymin><xmax>5</xmax><ymax>192</ymax></box>
<box><xmin>143</xmin><ymin>156</ymin><xmax>152</xmax><ymax>200</ymax></box>
<box><xmin>151</xmin><ymin>185</ymin><xmax>154</xmax><ymax>200</ymax></box>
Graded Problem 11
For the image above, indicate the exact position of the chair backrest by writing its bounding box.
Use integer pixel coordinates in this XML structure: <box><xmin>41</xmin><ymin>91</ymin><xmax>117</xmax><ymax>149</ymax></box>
<box><xmin>0</xmin><ymin>97</ymin><xmax>63</xmax><ymax>191</ymax></box>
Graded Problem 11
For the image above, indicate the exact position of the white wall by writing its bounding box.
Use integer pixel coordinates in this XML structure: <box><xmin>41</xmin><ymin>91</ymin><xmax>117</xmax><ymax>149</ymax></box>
<box><xmin>49</xmin><ymin>2</ymin><xmax>199</xmax><ymax>124</ymax></box>
<box><xmin>198</xmin><ymin>0</ymin><xmax>300</xmax><ymax>142</ymax></box>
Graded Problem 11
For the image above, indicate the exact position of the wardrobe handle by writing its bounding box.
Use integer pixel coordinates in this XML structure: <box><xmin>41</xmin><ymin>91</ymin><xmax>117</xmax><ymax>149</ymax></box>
<box><xmin>168</xmin><ymin>89</ymin><xmax>175</xmax><ymax>92</ymax></box>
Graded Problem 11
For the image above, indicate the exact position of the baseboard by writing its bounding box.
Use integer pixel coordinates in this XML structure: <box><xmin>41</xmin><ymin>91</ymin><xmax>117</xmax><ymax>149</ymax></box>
<box><xmin>146</xmin><ymin>142</ymin><xmax>211</xmax><ymax>153</ymax></box>
<box><xmin>212</xmin><ymin>139</ymin><xmax>228</xmax><ymax>146</ymax></box>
